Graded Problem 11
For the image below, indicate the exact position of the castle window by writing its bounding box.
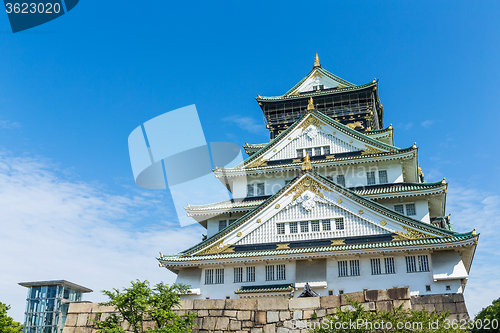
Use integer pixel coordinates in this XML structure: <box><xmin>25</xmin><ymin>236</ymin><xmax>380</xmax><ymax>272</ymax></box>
<box><xmin>246</xmin><ymin>266</ymin><xmax>255</xmax><ymax>282</ymax></box>
<box><xmin>338</xmin><ymin>260</ymin><xmax>360</xmax><ymax>277</ymax></box>
<box><xmin>406</xmin><ymin>255</ymin><xmax>429</xmax><ymax>273</ymax></box>
<box><xmin>296</xmin><ymin>149</ymin><xmax>304</xmax><ymax>158</ymax></box>
<box><xmin>300</xmin><ymin>221</ymin><xmax>309</xmax><ymax>232</ymax></box>
<box><xmin>265</xmin><ymin>265</ymin><xmax>274</xmax><ymax>281</ymax></box>
<box><xmin>337</xmin><ymin>175</ymin><xmax>345</xmax><ymax>187</ymax></box>
<box><xmin>406</xmin><ymin>204</ymin><xmax>416</xmax><ymax>216</ymax></box>
<box><xmin>338</xmin><ymin>261</ymin><xmax>348</xmax><ymax>277</ymax></box>
<box><xmin>366</xmin><ymin>171</ymin><xmax>376</xmax><ymax>185</ymax></box>
<box><xmin>426</xmin><ymin>285</ymin><xmax>431</xmax><ymax>292</ymax></box>
<box><xmin>394</xmin><ymin>204</ymin><xmax>405</xmax><ymax>215</ymax></box>
<box><xmin>328</xmin><ymin>290</ymin><xmax>334</xmax><ymax>296</ymax></box>
<box><xmin>247</xmin><ymin>182</ymin><xmax>265</xmax><ymax>197</ymax></box>
<box><xmin>406</xmin><ymin>256</ymin><xmax>417</xmax><ymax>273</ymax></box>
<box><xmin>276</xmin><ymin>223</ymin><xmax>285</xmax><ymax>235</ymax></box>
<box><xmin>234</xmin><ymin>267</ymin><xmax>243</xmax><ymax>283</ymax></box>
<box><xmin>218</xmin><ymin>220</ymin><xmax>227</xmax><ymax>231</ymax></box>
<box><xmin>446</xmin><ymin>285</ymin><xmax>451</xmax><ymax>291</ymax></box>
<box><xmin>215</xmin><ymin>268</ymin><xmax>224</xmax><ymax>284</ymax></box>
<box><xmin>370</xmin><ymin>258</ymin><xmax>381</xmax><ymax>275</ymax></box>
<box><xmin>350</xmin><ymin>260</ymin><xmax>360</xmax><ymax>276</ymax></box>
<box><xmin>323</xmin><ymin>146</ymin><xmax>330</xmax><ymax>155</ymax></box>
<box><xmin>305</xmin><ymin>148</ymin><xmax>313</xmax><ymax>157</ymax></box>
<box><xmin>277</xmin><ymin>264</ymin><xmax>286</xmax><ymax>280</ymax></box>
<box><xmin>418</xmin><ymin>255</ymin><xmax>429</xmax><ymax>271</ymax></box>
<box><xmin>247</xmin><ymin>184</ymin><xmax>254</xmax><ymax>197</ymax></box>
<box><xmin>378</xmin><ymin>170</ymin><xmax>388</xmax><ymax>184</ymax></box>
<box><xmin>205</xmin><ymin>269</ymin><xmax>214</xmax><ymax>284</ymax></box>
<box><xmin>384</xmin><ymin>257</ymin><xmax>395</xmax><ymax>274</ymax></box>
<box><xmin>335</xmin><ymin>218</ymin><xmax>345</xmax><ymax>230</ymax></box>
<box><xmin>314</xmin><ymin>147</ymin><xmax>322</xmax><ymax>156</ymax></box>
<box><xmin>322</xmin><ymin>219</ymin><xmax>331</xmax><ymax>231</ymax></box>
<box><xmin>289</xmin><ymin>222</ymin><xmax>298</xmax><ymax>233</ymax></box>
<box><xmin>256</xmin><ymin>183</ymin><xmax>265</xmax><ymax>196</ymax></box>
<box><xmin>311</xmin><ymin>220</ymin><xmax>320</xmax><ymax>232</ymax></box>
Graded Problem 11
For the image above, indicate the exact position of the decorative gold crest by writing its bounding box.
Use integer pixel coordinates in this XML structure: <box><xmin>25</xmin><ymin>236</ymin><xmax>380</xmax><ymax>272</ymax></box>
<box><xmin>331</xmin><ymin>239</ymin><xmax>345</xmax><ymax>245</ymax></box>
<box><xmin>337</xmin><ymin>198</ymin><xmax>343</xmax><ymax>204</ymax></box>
<box><xmin>361</xmin><ymin>145</ymin><xmax>384</xmax><ymax>156</ymax></box>
<box><xmin>246</xmin><ymin>156</ymin><xmax>267</xmax><ymax>168</ymax></box>
<box><xmin>276</xmin><ymin>243</ymin><xmax>290</xmax><ymax>250</ymax></box>
<box><xmin>284</xmin><ymin>176</ymin><xmax>330</xmax><ymax>201</ymax></box>
<box><xmin>393</xmin><ymin>226</ymin><xmax>433</xmax><ymax>240</ymax></box>
<box><xmin>197</xmin><ymin>239</ymin><xmax>233</xmax><ymax>255</ymax></box>
<box><xmin>381</xmin><ymin>220</ymin><xmax>387</xmax><ymax>226</ymax></box>
<box><xmin>275</xmin><ymin>204</ymin><xmax>281</xmax><ymax>209</ymax></box>
<box><xmin>237</xmin><ymin>232</ymin><xmax>242</xmax><ymax>237</ymax></box>
<box><xmin>358</xmin><ymin>210</ymin><xmax>364</xmax><ymax>215</ymax></box>
<box><xmin>298</xmin><ymin>116</ymin><xmax>325</xmax><ymax>132</ymax></box>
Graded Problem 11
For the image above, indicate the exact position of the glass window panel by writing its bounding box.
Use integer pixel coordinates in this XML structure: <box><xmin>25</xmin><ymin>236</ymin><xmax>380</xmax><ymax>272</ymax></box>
<box><xmin>256</xmin><ymin>183</ymin><xmax>265</xmax><ymax>196</ymax></box>
<box><xmin>305</xmin><ymin>148</ymin><xmax>313</xmax><ymax>157</ymax></box>
<box><xmin>276</xmin><ymin>223</ymin><xmax>285</xmax><ymax>235</ymax></box>
<box><xmin>323</xmin><ymin>146</ymin><xmax>330</xmax><ymax>155</ymax></box>
<box><xmin>322</xmin><ymin>220</ymin><xmax>331</xmax><ymax>231</ymax></box>
<box><xmin>370</xmin><ymin>258</ymin><xmax>381</xmax><ymax>275</ymax></box>
<box><xmin>234</xmin><ymin>267</ymin><xmax>243</xmax><ymax>283</ymax></box>
<box><xmin>47</xmin><ymin>286</ymin><xmax>57</xmax><ymax>298</ymax></box>
<box><xmin>336</xmin><ymin>175</ymin><xmax>345</xmax><ymax>187</ymax></box>
<box><xmin>418</xmin><ymin>255</ymin><xmax>429</xmax><ymax>271</ymax></box>
<box><xmin>394</xmin><ymin>204</ymin><xmax>405</xmax><ymax>215</ymax></box>
<box><xmin>300</xmin><ymin>221</ymin><xmax>309</xmax><ymax>232</ymax></box>
<box><xmin>218</xmin><ymin>220</ymin><xmax>227</xmax><ymax>231</ymax></box>
<box><xmin>338</xmin><ymin>261</ymin><xmax>348</xmax><ymax>277</ymax></box>
<box><xmin>366</xmin><ymin>171</ymin><xmax>376</xmax><ymax>185</ymax></box>
<box><xmin>205</xmin><ymin>269</ymin><xmax>214</xmax><ymax>284</ymax></box>
<box><xmin>313</xmin><ymin>147</ymin><xmax>322</xmax><ymax>156</ymax></box>
<box><xmin>266</xmin><ymin>266</ymin><xmax>275</xmax><ymax>281</ymax></box>
<box><xmin>378</xmin><ymin>170</ymin><xmax>388</xmax><ymax>184</ymax></box>
<box><xmin>296</xmin><ymin>149</ymin><xmax>303</xmax><ymax>158</ymax></box>
<box><xmin>384</xmin><ymin>257</ymin><xmax>395</xmax><ymax>274</ymax></box>
<box><xmin>215</xmin><ymin>269</ymin><xmax>224</xmax><ymax>284</ymax></box>
<box><xmin>311</xmin><ymin>220</ymin><xmax>320</xmax><ymax>232</ymax></box>
<box><xmin>31</xmin><ymin>287</ymin><xmax>41</xmax><ymax>299</ymax></box>
<box><xmin>350</xmin><ymin>260</ymin><xmax>360</xmax><ymax>276</ymax></box>
<box><xmin>406</xmin><ymin>256</ymin><xmax>417</xmax><ymax>273</ymax></box>
<box><xmin>246</xmin><ymin>267</ymin><xmax>255</xmax><ymax>282</ymax></box>
<box><xmin>406</xmin><ymin>204</ymin><xmax>416</xmax><ymax>216</ymax></box>
<box><xmin>335</xmin><ymin>218</ymin><xmax>344</xmax><ymax>230</ymax></box>
<box><xmin>289</xmin><ymin>222</ymin><xmax>298</xmax><ymax>233</ymax></box>
<box><xmin>276</xmin><ymin>265</ymin><xmax>286</xmax><ymax>280</ymax></box>
<box><xmin>247</xmin><ymin>184</ymin><xmax>254</xmax><ymax>197</ymax></box>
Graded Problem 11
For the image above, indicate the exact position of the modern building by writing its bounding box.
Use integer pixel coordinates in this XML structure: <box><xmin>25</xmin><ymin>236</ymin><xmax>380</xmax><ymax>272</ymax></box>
<box><xmin>158</xmin><ymin>55</ymin><xmax>478</xmax><ymax>300</ymax></box>
<box><xmin>19</xmin><ymin>280</ymin><xmax>92</xmax><ymax>333</ymax></box>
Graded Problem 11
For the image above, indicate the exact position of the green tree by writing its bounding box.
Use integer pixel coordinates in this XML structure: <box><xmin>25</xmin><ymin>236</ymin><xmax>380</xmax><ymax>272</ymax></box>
<box><xmin>0</xmin><ymin>302</ymin><xmax>23</xmax><ymax>333</ymax></box>
<box><xmin>93</xmin><ymin>280</ymin><xmax>196</xmax><ymax>333</ymax></box>
<box><xmin>311</xmin><ymin>296</ymin><xmax>470</xmax><ymax>333</ymax></box>
<box><xmin>472</xmin><ymin>297</ymin><xmax>500</xmax><ymax>333</ymax></box>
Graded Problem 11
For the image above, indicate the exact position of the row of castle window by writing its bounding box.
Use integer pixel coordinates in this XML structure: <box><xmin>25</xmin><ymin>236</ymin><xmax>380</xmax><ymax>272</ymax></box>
<box><xmin>218</xmin><ymin>219</ymin><xmax>237</xmax><ymax>231</ymax></box>
<box><xmin>276</xmin><ymin>218</ymin><xmax>344</xmax><ymax>235</ymax></box>
<box><xmin>204</xmin><ymin>256</ymin><xmax>429</xmax><ymax>285</ymax></box>
<box><xmin>296</xmin><ymin>146</ymin><xmax>331</xmax><ymax>158</ymax></box>
<box><xmin>394</xmin><ymin>203</ymin><xmax>416</xmax><ymax>216</ymax></box>
<box><xmin>247</xmin><ymin>183</ymin><xmax>265</xmax><ymax>197</ymax></box>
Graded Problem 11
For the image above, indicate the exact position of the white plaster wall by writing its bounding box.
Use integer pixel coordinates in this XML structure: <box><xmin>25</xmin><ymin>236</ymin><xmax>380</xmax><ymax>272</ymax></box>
<box><xmin>206</xmin><ymin>213</ymin><xmax>246</xmax><ymax>238</ymax></box>
<box><xmin>376</xmin><ymin>198</ymin><xmax>430</xmax><ymax>223</ymax></box>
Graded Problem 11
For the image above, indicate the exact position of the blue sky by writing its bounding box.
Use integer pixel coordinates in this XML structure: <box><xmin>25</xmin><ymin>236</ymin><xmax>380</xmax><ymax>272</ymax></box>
<box><xmin>0</xmin><ymin>0</ymin><xmax>499</xmax><ymax>322</ymax></box>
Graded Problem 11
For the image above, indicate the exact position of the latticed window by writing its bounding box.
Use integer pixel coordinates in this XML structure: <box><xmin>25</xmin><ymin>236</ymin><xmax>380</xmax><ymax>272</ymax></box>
<box><xmin>256</xmin><ymin>183</ymin><xmax>265</xmax><ymax>196</ymax></box>
<box><xmin>406</xmin><ymin>256</ymin><xmax>417</xmax><ymax>273</ymax></box>
<box><xmin>305</xmin><ymin>148</ymin><xmax>313</xmax><ymax>157</ymax></box>
<box><xmin>314</xmin><ymin>147</ymin><xmax>322</xmax><ymax>156</ymax></box>
<box><xmin>300</xmin><ymin>221</ymin><xmax>309</xmax><ymax>232</ymax></box>
<box><xmin>370</xmin><ymin>258</ymin><xmax>381</xmax><ymax>275</ymax></box>
<box><xmin>276</xmin><ymin>223</ymin><xmax>285</xmax><ymax>235</ymax></box>
<box><xmin>350</xmin><ymin>260</ymin><xmax>360</xmax><ymax>276</ymax></box>
<box><xmin>311</xmin><ymin>220</ymin><xmax>320</xmax><ymax>232</ymax></box>
<box><xmin>296</xmin><ymin>149</ymin><xmax>304</xmax><ymax>158</ymax></box>
<box><xmin>335</xmin><ymin>218</ymin><xmax>345</xmax><ymax>230</ymax></box>
<box><xmin>234</xmin><ymin>267</ymin><xmax>243</xmax><ymax>283</ymax></box>
<box><xmin>367</xmin><ymin>171</ymin><xmax>376</xmax><ymax>185</ymax></box>
<box><xmin>289</xmin><ymin>222</ymin><xmax>298</xmax><ymax>233</ymax></box>
<box><xmin>246</xmin><ymin>266</ymin><xmax>255</xmax><ymax>282</ymax></box>
<box><xmin>384</xmin><ymin>257</ymin><xmax>395</xmax><ymax>274</ymax></box>
<box><xmin>265</xmin><ymin>265</ymin><xmax>275</xmax><ymax>281</ymax></box>
<box><xmin>323</xmin><ymin>146</ymin><xmax>330</xmax><ymax>155</ymax></box>
<box><xmin>322</xmin><ymin>219</ymin><xmax>331</xmax><ymax>231</ymax></box>
<box><xmin>379</xmin><ymin>170</ymin><xmax>388</xmax><ymax>184</ymax></box>
<box><xmin>394</xmin><ymin>204</ymin><xmax>405</xmax><ymax>215</ymax></box>
<box><xmin>406</xmin><ymin>204</ymin><xmax>416</xmax><ymax>216</ymax></box>
<box><xmin>418</xmin><ymin>255</ymin><xmax>429</xmax><ymax>271</ymax></box>
<box><xmin>276</xmin><ymin>264</ymin><xmax>286</xmax><ymax>280</ymax></box>
<box><xmin>338</xmin><ymin>261</ymin><xmax>348</xmax><ymax>277</ymax></box>
<box><xmin>337</xmin><ymin>175</ymin><xmax>346</xmax><ymax>187</ymax></box>
<box><xmin>218</xmin><ymin>220</ymin><xmax>227</xmax><ymax>231</ymax></box>
<box><xmin>205</xmin><ymin>269</ymin><xmax>214</xmax><ymax>284</ymax></box>
<box><xmin>247</xmin><ymin>184</ymin><xmax>254</xmax><ymax>197</ymax></box>
<box><xmin>215</xmin><ymin>268</ymin><xmax>224</xmax><ymax>284</ymax></box>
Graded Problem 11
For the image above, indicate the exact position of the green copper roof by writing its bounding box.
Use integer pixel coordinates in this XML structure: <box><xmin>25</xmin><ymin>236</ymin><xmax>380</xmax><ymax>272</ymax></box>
<box><xmin>235</xmin><ymin>284</ymin><xmax>294</xmax><ymax>294</ymax></box>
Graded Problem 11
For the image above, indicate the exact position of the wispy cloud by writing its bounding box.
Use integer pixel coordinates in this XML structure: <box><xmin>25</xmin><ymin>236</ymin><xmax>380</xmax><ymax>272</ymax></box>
<box><xmin>405</xmin><ymin>122</ymin><xmax>413</xmax><ymax>130</ymax></box>
<box><xmin>446</xmin><ymin>185</ymin><xmax>500</xmax><ymax>316</ymax></box>
<box><xmin>223</xmin><ymin>115</ymin><xmax>267</xmax><ymax>135</ymax></box>
<box><xmin>0</xmin><ymin>119</ymin><xmax>20</xmax><ymax>129</ymax></box>
<box><xmin>0</xmin><ymin>151</ymin><xmax>204</xmax><ymax>322</ymax></box>
<box><xmin>421</xmin><ymin>120</ymin><xmax>434</xmax><ymax>128</ymax></box>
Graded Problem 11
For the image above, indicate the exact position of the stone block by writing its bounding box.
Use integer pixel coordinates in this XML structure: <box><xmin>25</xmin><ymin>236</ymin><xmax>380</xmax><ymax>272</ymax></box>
<box><xmin>423</xmin><ymin>303</ymin><xmax>436</xmax><ymax>312</ymax></box>
<box><xmin>202</xmin><ymin>316</ymin><xmax>217</xmax><ymax>330</ymax></box>
<box><xmin>410</xmin><ymin>296</ymin><xmax>426</xmax><ymax>305</ymax></box>
<box><xmin>226</xmin><ymin>299</ymin><xmax>258</xmax><ymax>310</ymax></box>
<box><xmin>387</xmin><ymin>287</ymin><xmax>410</xmax><ymax>300</ymax></box>
<box><xmin>450</xmin><ymin>293</ymin><xmax>465</xmax><ymax>303</ymax></box>
<box><xmin>264</xmin><ymin>323</ymin><xmax>276</xmax><ymax>333</ymax></box>
<box><xmin>361</xmin><ymin>302</ymin><xmax>376</xmax><ymax>311</ymax></box>
<box><xmin>320</xmin><ymin>295</ymin><xmax>340</xmax><ymax>308</ymax></box>
<box><xmin>195</xmin><ymin>317</ymin><xmax>203</xmax><ymax>328</ymax></box>
<box><xmin>326</xmin><ymin>308</ymin><xmax>337</xmax><ymax>315</ymax></box>
<box><xmin>341</xmin><ymin>291</ymin><xmax>364</xmax><ymax>305</ymax></box>
<box><xmin>255</xmin><ymin>311</ymin><xmax>267</xmax><ymax>325</ymax></box>
<box><xmin>455</xmin><ymin>302</ymin><xmax>468</xmax><ymax>314</ymax></box>
<box><xmin>198</xmin><ymin>310</ymin><xmax>209</xmax><ymax>317</ymax></box>
<box><xmin>434</xmin><ymin>303</ymin><xmax>444</xmax><ymax>312</ymax></box>
<box><xmin>257</xmin><ymin>298</ymin><xmax>289</xmax><ymax>311</ymax></box>
<box><xmin>315</xmin><ymin>309</ymin><xmax>326</xmax><ymax>317</ymax></box>
<box><xmin>225</xmin><ymin>310</ymin><xmax>238</xmax><ymax>317</ymax></box>
<box><xmin>429</xmin><ymin>295</ymin><xmax>445</xmax><ymax>304</ymax></box>
<box><xmin>364</xmin><ymin>289</ymin><xmax>388</xmax><ymax>302</ymax></box>
<box><xmin>120</xmin><ymin>319</ymin><xmax>129</xmax><ymax>331</ymax></box>
<box><xmin>96</xmin><ymin>305</ymin><xmax>116</xmax><ymax>313</ymax></box>
<box><xmin>393</xmin><ymin>299</ymin><xmax>411</xmax><ymax>311</ymax></box>
<box><xmin>62</xmin><ymin>327</ymin><xmax>75</xmax><ymax>333</ymax></box>
<box><xmin>292</xmin><ymin>311</ymin><xmax>302</xmax><ymax>320</ymax></box>
<box><xmin>69</xmin><ymin>302</ymin><xmax>93</xmax><ymax>313</ymax></box>
<box><xmin>179</xmin><ymin>299</ymin><xmax>194</xmax><ymax>310</ymax></box>
<box><xmin>277</xmin><ymin>328</ymin><xmax>289</xmax><ymax>333</ymax></box>
<box><xmin>376</xmin><ymin>300</ymin><xmax>393</xmax><ymax>312</ymax></box>
<box><xmin>303</xmin><ymin>310</ymin><xmax>315</xmax><ymax>319</ymax></box>
<box><xmin>76</xmin><ymin>314</ymin><xmax>88</xmax><ymax>327</ymax></box>
<box><xmin>194</xmin><ymin>299</ymin><xmax>226</xmax><ymax>310</ymax></box>
<box><xmin>210</xmin><ymin>310</ymin><xmax>224</xmax><ymax>316</ymax></box>
<box><xmin>443</xmin><ymin>302</ymin><xmax>457</xmax><ymax>313</ymax></box>
<box><xmin>279</xmin><ymin>311</ymin><xmax>291</xmax><ymax>321</ymax></box>
<box><xmin>74</xmin><ymin>328</ymin><xmax>91</xmax><ymax>333</ymax></box>
<box><xmin>237</xmin><ymin>311</ymin><xmax>251</xmax><ymax>320</ymax></box>
<box><xmin>216</xmin><ymin>317</ymin><xmax>230</xmax><ymax>330</ymax></box>
<box><xmin>412</xmin><ymin>304</ymin><xmax>424</xmax><ymax>311</ymax></box>
<box><xmin>289</xmin><ymin>297</ymin><xmax>320</xmax><ymax>310</ymax></box>
<box><xmin>340</xmin><ymin>305</ymin><xmax>355</xmax><ymax>312</ymax></box>
<box><xmin>267</xmin><ymin>311</ymin><xmax>280</xmax><ymax>323</ymax></box>
<box><xmin>64</xmin><ymin>314</ymin><xmax>78</xmax><ymax>327</ymax></box>
<box><xmin>229</xmin><ymin>320</ymin><xmax>242</xmax><ymax>330</ymax></box>
<box><xmin>242</xmin><ymin>321</ymin><xmax>254</xmax><ymax>328</ymax></box>
<box><xmin>283</xmin><ymin>320</ymin><xmax>295</xmax><ymax>329</ymax></box>
<box><xmin>143</xmin><ymin>321</ymin><xmax>156</xmax><ymax>329</ymax></box>
<box><xmin>251</xmin><ymin>328</ymin><xmax>263</xmax><ymax>333</ymax></box>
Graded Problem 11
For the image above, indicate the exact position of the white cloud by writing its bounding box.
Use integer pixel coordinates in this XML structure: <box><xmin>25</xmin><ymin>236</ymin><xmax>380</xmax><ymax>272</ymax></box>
<box><xmin>421</xmin><ymin>120</ymin><xmax>434</xmax><ymax>128</ymax></box>
<box><xmin>0</xmin><ymin>119</ymin><xmax>20</xmax><ymax>129</ymax></box>
<box><xmin>446</xmin><ymin>185</ymin><xmax>500</xmax><ymax>317</ymax></box>
<box><xmin>405</xmin><ymin>122</ymin><xmax>413</xmax><ymax>130</ymax></box>
<box><xmin>0</xmin><ymin>151</ymin><xmax>204</xmax><ymax>322</ymax></box>
<box><xmin>223</xmin><ymin>115</ymin><xmax>267</xmax><ymax>135</ymax></box>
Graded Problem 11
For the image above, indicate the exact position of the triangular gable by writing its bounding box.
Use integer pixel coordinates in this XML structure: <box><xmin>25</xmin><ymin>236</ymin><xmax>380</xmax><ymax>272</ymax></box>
<box><xmin>242</xmin><ymin>112</ymin><xmax>402</xmax><ymax>168</ymax></box>
<box><xmin>284</xmin><ymin>67</ymin><xmax>356</xmax><ymax>97</ymax></box>
<box><xmin>185</xmin><ymin>173</ymin><xmax>457</xmax><ymax>257</ymax></box>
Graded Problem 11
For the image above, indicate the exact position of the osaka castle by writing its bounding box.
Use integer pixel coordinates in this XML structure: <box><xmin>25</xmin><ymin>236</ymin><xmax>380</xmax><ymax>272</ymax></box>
<box><xmin>158</xmin><ymin>54</ymin><xmax>479</xmax><ymax>299</ymax></box>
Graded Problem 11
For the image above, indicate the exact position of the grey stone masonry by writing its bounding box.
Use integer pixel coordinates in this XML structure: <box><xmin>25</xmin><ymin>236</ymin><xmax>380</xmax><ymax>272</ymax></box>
<box><xmin>62</xmin><ymin>288</ymin><xmax>469</xmax><ymax>333</ymax></box>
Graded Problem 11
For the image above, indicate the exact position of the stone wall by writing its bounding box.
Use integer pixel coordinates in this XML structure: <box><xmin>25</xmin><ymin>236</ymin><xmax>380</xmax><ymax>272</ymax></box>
<box><xmin>62</xmin><ymin>288</ymin><xmax>469</xmax><ymax>333</ymax></box>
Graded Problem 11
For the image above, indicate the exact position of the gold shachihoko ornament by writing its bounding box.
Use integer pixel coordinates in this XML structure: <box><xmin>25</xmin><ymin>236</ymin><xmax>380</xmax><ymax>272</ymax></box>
<box><xmin>302</xmin><ymin>153</ymin><xmax>312</xmax><ymax>171</ymax></box>
<box><xmin>307</xmin><ymin>97</ymin><xmax>315</xmax><ymax>111</ymax></box>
